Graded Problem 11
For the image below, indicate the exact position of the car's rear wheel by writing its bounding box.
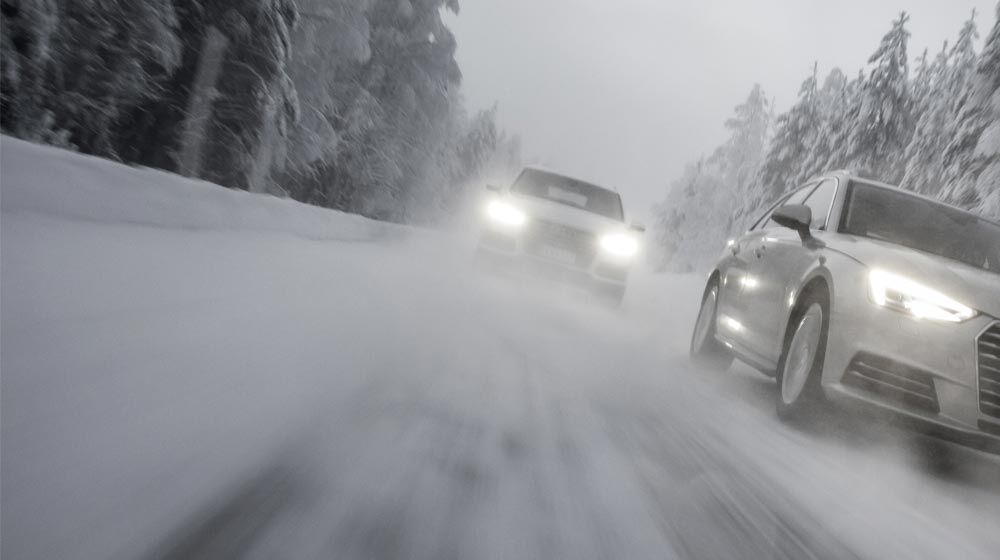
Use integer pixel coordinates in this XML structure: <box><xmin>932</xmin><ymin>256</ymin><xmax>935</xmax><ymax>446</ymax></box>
<box><xmin>776</xmin><ymin>294</ymin><xmax>829</xmax><ymax>422</ymax></box>
<box><xmin>690</xmin><ymin>279</ymin><xmax>733</xmax><ymax>372</ymax></box>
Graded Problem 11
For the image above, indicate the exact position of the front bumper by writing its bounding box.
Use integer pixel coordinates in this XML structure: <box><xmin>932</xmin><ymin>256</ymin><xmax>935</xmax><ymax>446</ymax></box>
<box><xmin>477</xmin><ymin>225</ymin><xmax>630</xmax><ymax>293</ymax></box>
<box><xmin>821</xmin><ymin>276</ymin><xmax>1000</xmax><ymax>449</ymax></box>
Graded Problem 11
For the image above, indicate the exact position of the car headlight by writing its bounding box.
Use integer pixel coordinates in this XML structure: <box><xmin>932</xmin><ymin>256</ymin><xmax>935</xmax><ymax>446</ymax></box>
<box><xmin>868</xmin><ymin>269</ymin><xmax>976</xmax><ymax>323</ymax></box>
<box><xmin>486</xmin><ymin>199</ymin><xmax>526</xmax><ymax>227</ymax></box>
<box><xmin>599</xmin><ymin>232</ymin><xmax>639</xmax><ymax>258</ymax></box>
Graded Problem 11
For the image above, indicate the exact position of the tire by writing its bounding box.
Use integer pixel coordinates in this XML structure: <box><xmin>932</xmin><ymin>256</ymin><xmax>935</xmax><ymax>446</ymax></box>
<box><xmin>775</xmin><ymin>292</ymin><xmax>829</xmax><ymax>422</ymax></box>
<box><xmin>690</xmin><ymin>279</ymin><xmax>733</xmax><ymax>372</ymax></box>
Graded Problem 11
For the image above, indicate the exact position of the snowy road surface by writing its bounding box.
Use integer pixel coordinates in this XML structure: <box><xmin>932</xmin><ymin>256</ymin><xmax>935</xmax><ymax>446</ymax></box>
<box><xmin>3</xmin><ymin>139</ymin><xmax>1000</xmax><ymax>560</ymax></box>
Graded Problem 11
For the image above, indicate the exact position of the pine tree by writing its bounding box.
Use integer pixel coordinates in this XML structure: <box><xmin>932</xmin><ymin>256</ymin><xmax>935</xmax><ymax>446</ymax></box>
<box><xmin>902</xmin><ymin>12</ymin><xmax>981</xmax><ymax>196</ymax></box>
<box><xmin>652</xmin><ymin>86</ymin><xmax>771</xmax><ymax>270</ymax></box>
<box><xmin>751</xmin><ymin>64</ymin><xmax>821</xmax><ymax>215</ymax></box>
<box><xmin>833</xmin><ymin>12</ymin><xmax>914</xmax><ymax>182</ymax></box>
<box><xmin>29</xmin><ymin>0</ymin><xmax>182</xmax><ymax>158</ymax></box>
<box><xmin>720</xmin><ymin>84</ymin><xmax>771</xmax><ymax>186</ymax></box>
<box><xmin>906</xmin><ymin>47</ymin><xmax>934</xmax><ymax>130</ymax></box>
<box><xmin>452</xmin><ymin>105</ymin><xmax>499</xmax><ymax>185</ymax></box>
<box><xmin>796</xmin><ymin>67</ymin><xmax>850</xmax><ymax>185</ymax></box>
<box><xmin>0</xmin><ymin>0</ymin><xmax>60</xmax><ymax>140</ymax></box>
<box><xmin>318</xmin><ymin>0</ymin><xmax>463</xmax><ymax>220</ymax></box>
<box><xmin>900</xmin><ymin>43</ymin><xmax>951</xmax><ymax>194</ymax></box>
<box><xmin>941</xmin><ymin>3</ymin><xmax>1000</xmax><ymax>217</ymax></box>
<box><xmin>198</xmin><ymin>0</ymin><xmax>299</xmax><ymax>192</ymax></box>
<box><xmin>285</xmin><ymin>0</ymin><xmax>372</xmax><ymax>172</ymax></box>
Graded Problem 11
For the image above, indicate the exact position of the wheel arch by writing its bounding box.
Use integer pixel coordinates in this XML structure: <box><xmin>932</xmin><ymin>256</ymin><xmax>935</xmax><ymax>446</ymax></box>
<box><xmin>699</xmin><ymin>268</ymin><xmax>724</xmax><ymax>302</ymax></box>
<box><xmin>778</xmin><ymin>269</ymin><xmax>834</xmax><ymax>356</ymax></box>
<box><xmin>705</xmin><ymin>269</ymin><xmax>722</xmax><ymax>290</ymax></box>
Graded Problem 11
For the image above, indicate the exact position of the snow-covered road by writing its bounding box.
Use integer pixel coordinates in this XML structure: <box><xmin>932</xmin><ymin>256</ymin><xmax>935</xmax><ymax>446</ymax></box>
<box><xmin>3</xmin><ymin>138</ymin><xmax>1000</xmax><ymax>560</ymax></box>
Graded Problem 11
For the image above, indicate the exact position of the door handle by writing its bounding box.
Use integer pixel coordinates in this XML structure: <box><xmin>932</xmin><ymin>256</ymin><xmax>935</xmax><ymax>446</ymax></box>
<box><xmin>754</xmin><ymin>245</ymin><xmax>766</xmax><ymax>259</ymax></box>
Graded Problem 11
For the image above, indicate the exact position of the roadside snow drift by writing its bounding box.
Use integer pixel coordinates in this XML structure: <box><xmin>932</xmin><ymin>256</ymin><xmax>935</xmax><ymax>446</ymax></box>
<box><xmin>0</xmin><ymin>136</ymin><xmax>386</xmax><ymax>241</ymax></box>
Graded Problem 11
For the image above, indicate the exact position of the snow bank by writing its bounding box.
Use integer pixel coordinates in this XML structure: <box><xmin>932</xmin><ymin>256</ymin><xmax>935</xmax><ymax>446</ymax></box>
<box><xmin>0</xmin><ymin>136</ymin><xmax>408</xmax><ymax>560</ymax></box>
<box><xmin>0</xmin><ymin>135</ymin><xmax>385</xmax><ymax>240</ymax></box>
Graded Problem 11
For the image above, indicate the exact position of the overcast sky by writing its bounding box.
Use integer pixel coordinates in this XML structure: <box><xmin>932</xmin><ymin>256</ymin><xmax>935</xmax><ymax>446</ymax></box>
<box><xmin>446</xmin><ymin>0</ymin><xmax>996</xmax><ymax>222</ymax></box>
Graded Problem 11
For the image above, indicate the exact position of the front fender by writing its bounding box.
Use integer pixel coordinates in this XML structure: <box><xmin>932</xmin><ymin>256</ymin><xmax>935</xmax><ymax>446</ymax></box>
<box><xmin>775</xmin><ymin>249</ymin><xmax>859</xmax><ymax>354</ymax></box>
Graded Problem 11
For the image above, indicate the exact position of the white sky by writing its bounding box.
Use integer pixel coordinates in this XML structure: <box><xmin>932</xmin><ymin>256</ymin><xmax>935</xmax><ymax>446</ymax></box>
<box><xmin>447</xmin><ymin>0</ymin><xmax>997</xmax><ymax>222</ymax></box>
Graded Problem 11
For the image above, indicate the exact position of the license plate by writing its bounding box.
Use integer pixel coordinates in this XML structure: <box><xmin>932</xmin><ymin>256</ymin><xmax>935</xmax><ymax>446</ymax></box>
<box><xmin>537</xmin><ymin>244</ymin><xmax>577</xmax><ymax>265</ymax></box>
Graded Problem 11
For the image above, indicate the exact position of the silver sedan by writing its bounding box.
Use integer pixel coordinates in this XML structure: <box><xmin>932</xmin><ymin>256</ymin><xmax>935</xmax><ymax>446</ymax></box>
<box><xmin>690</xmin><ymin>171</ymin><xmax>1000</xmax><ymax>448</ymax></box>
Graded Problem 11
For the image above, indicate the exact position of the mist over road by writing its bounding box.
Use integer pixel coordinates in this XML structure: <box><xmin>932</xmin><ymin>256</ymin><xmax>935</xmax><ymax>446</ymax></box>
<box><xmin>4</xmin><ymin>202</ymin><xmax>1000</xmax><ymax>560</ymax></box>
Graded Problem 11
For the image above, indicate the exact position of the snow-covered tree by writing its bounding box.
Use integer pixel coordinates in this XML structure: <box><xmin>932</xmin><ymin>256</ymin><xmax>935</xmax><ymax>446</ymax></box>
<box><xmin>900</xmin><ymin>42</ymin><xmax>948</xmax><ymax>194</ymax></box>
<box><xmin>909</xmin><ymin>48</ymin><xmax>933</xmax><ymax>115</ymax></box>
<box><xmin>651</xmin><ymin>85</ymin><xmax>772</xmax><ymax>270</ymax></box>
<box><xmin>941</xmin><ymin>3</ymin><xmax>1000</xmax><ymax>217</ymax></box>
<box><xmin>199</xmin><ymin>0</ymin><xmax>299</xmax><ymax>192</ymax></box>
<box><xmin>902</xmin><ymin>12</ymin><xmax>980</xmax><ymax>196</ymax></box>
<box><xmin>652</xmin><ymin>159</ymin><xmax>727</xmax><ymax>272</ymax></box>
<box><xmin>302</xmin><ymin>0</ymin><xmax>462</xmax><ymax>220</ymax></box>
<box><xmin>749</xmin><ymin>64</ymin><xmax>821</xmax><ymax>217</ymax></box>
<box><xmin>285</xmin><ymin>0</ymin><xmax>372</xmax><ymax>172</ymax></box>
<box><xmin>721</xmin><ymin>83</ymin><xmax>772</xmax><ymax>194</ymax></box>
<box><xmin>651</xmin><ymin>8</ymin><xmax>998</xmax><ymax>271</ymax></box>
<box><xmin>0</xmin><ymin>0</ymin><xmax>518</xmax><ymax>226</ymax></box>
<box><xmin>2</xmin><ymin>0</ymin><xmax>182</xmax><ymax>158</ymax></box>
<box><xmin>795</xmin><ymin>67</ymin><xmax>851</xmax><ymax>185</ymax></box>
<box><xmin>0</xmin><ymin>0</ymin><xmax>60</xmax><ymax>141</ymax></box>
<box><xmin>828</xmin><ymin>12</ymin><xmax>914</xmax><ymax>182</ymax></box>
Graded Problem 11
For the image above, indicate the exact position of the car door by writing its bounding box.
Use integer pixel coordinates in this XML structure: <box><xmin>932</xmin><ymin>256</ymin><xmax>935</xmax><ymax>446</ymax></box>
<box><xmin>717</xmin><ymin>185</ymin><xmax>814</xmax><ymax>354</ymax></box>
<box><xmin>745</xmin><ymin>178</ymin><xmax>838</xmax><ymax>364</ymax></box>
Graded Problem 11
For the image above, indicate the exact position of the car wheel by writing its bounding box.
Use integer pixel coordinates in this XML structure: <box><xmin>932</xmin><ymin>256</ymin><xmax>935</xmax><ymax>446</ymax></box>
<box><xmin>690</xmin><ymin>279</ymin><xmax>733</xmax><ymax>372</ymax></box>
<box><xmin>776</xmin><ymin>295</ymin><xmax>828</xmax><ymax>422</ymax></box>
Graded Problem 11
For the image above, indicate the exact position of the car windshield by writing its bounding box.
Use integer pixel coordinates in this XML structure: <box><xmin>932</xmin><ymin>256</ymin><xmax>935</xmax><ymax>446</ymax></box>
<box><xmin>511</xmin><ymin>169</ymin><xmax>624</xmax><ymax>221</ymax></box>
<box><xmin>841</xmin><ymin>181</ymin><xmax>1000</xmax><ymax>273</ymax></box>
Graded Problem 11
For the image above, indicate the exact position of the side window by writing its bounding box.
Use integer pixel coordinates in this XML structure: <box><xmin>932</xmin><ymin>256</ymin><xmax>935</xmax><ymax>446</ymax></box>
<box><xmin>802</xmin><ymin>179</ymin><xmax>838</xmax><ymax>230</ymax></box>
<box><xmin>762</xmin><ymin>183</ymin><xmax>817</xmax><ymax>230</ymax></box>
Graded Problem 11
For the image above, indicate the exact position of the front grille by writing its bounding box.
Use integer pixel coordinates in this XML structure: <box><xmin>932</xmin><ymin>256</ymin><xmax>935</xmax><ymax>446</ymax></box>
<box><xmin>977</xmin><ymin>322</ymin><xmax>1000</xmax><ymax>420</ymax></box>
<box><xmin>524</xmin><ymin>220</ymin><xmax>597</xmax><ymax>267</ymax></box>
<box><xmin>842</xmin><ymin>353</ymin><xmax>940</xmax><ymax>413</ymax></box>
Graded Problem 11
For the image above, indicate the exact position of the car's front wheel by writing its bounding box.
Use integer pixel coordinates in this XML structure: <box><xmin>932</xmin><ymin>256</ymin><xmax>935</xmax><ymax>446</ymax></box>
<box><xmin>690</xmin><ymin>279</ymin><xmax>733</xmax><ymax>372</ymax></box>
<box><xmin>776</xmin><ymin>294</ymin><xmax>829</xmax><ymax>422</ymax></box>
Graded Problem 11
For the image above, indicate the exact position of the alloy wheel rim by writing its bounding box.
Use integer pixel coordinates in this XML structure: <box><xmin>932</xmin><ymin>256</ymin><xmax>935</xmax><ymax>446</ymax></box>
<box><xmin>781</xmin><ymin>304</ymin><xmax>822</xmax><ymax>405</ymax></box>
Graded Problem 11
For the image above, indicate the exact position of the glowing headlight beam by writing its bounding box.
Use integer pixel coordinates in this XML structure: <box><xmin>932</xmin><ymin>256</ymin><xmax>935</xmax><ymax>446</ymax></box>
<box><xmin>868</xmin><ymin>269</ymin><xmax>976</xmax><ymax>323</ymax></box>
<box><xmin>599</xmin><ymin>233</ymin><xmax>639</xmax><ymax>258</ymax></box>
<box><xmin>486</xmin><ymin>199</ymin><xmax>527</xmax><ymax>227</ymax></box>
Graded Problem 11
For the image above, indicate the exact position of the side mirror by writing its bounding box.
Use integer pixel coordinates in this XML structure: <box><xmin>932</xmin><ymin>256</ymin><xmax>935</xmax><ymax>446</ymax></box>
<box><xmin>771</xmin><ymin>204</ymin><xmax>812</xmax><ymax>239</ymax></box>
<box><xmin>486</xmin><ymin>184</ymin><xmax>502</xmax><ymax>193</ymax></box>
<box><xmin>629</xmin><ymin>221</ymin><xmax>646</xmax><ymax>233</ymax></box>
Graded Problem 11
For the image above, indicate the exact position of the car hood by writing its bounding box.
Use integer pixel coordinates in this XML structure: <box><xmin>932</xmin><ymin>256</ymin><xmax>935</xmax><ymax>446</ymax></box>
<box><xmin>828</xmin><ymin>234</ymin><xmax>1000</xmax><ymax>318</ymax></box>
<box><xmin>509</xmin><ymin>193</ymin><xmax>626</xmax><ymax>234</ymax></box>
